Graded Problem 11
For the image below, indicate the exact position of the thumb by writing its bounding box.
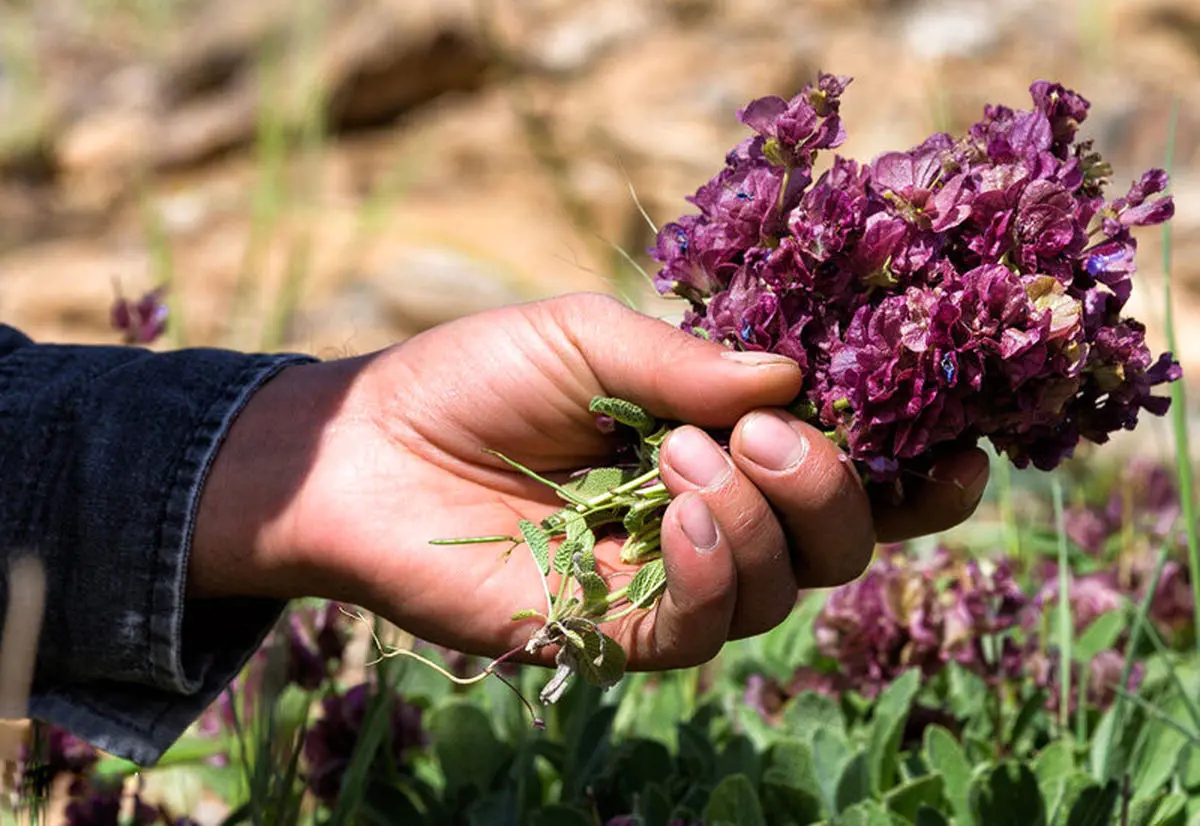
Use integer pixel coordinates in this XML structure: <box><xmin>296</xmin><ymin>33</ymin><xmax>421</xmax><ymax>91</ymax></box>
<box><xmin>544</xmin><ymin>293</ymin><xmax>803</xmax><ymax>428</ymax></box>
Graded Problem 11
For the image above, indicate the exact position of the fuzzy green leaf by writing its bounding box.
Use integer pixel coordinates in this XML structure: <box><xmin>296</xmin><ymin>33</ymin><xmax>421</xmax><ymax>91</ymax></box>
<box><xmin>562</xmin><ymin>467</ymin><xmax>638</xmax><ymax>499</ymax></box>
<box><xmin>627</xmin><ymin>557</ymin><xmax>668</xmax><ymax>609</ymax></box>
<box><xmin>705</xmin><ymin>773</ymin><xmax>766</xmax><ymax>826</ymax></box>
<box><xmin>869</xmin><ymin>668</ymin><xmax>920</xmax><ymax>792</ymax></box>
<box><xmin>564</xmin><ymin>510</ymin><xmax>593</xmax><ymax>546</ymax></box>
<box><xmin>519</xmin><ymin>519</ymin><xmax>551</xmax><ymax>575</ymax></box>
<box><xmin>576</xmin><ymin>570</ymin><xmax>609</xmax><ymax>614</ymax></box>
<box><xmin>885</xmin><ymin>774</ymin><xmax>946</xmax><ymax>822</ymax></box>
<box><xmin>589</xmin><ymin>396</ymin><xmax>657</xmax><ymax>436</ymax></box>
<box><xmin>969</xmin><ymin>761</ymin><xmax>1046</xmax><ymax>826</ymax></box>
<box><xmin>569</xmin><ymin>627</ymin><xmax>627</xmax><ymax>690</ymax></box>
<box><xmin>923</xmin><ymin>725</ymin><xmax>974</xmax><ymax>826</ymax></box>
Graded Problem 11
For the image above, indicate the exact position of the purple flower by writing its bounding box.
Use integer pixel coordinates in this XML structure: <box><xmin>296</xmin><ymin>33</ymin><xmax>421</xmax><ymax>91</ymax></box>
<box><xmin>651</xmin><ymin>76</ymin><xmax>1178</xmax><ymax>489</ymax></box>
<box><xmin>64</xmin><ymin>781</ymin><xmax>159</xmax><ymax>826</ymax></box>
<box><xmin>815</xmin><ymin>548</ymin><xmax>1028</xmax><ymax>693</ymax></box>
<box><xmin>304</xmin><ymin>683</ymin><xmax>426</xmax><ymax>805</ymax></box>
<box><xmin>111</xmin><ymin>285</ymin><xmax>168</xmax><ymax>345</ymax></box>
<box><xmin>284</xmin><ymin>602</ymin><xmax>352</xmax><ymax>691</ymax></box>
<box><xmin>1034</xmin><ymin>570</ymin><xmax>1124</xmax><ymax>634</ymax></box>
<box><xmin>21</xmin><ymin>726</ymin><xmax>98</xmax><ymax>794</ymax></box>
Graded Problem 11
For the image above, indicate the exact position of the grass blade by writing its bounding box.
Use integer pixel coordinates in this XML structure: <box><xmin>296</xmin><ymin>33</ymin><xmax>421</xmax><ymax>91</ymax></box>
<box><xmin>1156</xmin><ymin>99</ymin><xmax>1200</xmax><ymax>654</ymax></box>
<box><xmin>1052</xmin><ymin>476</ymin><xmax>1073</xmax><ymax>733</ymax></box>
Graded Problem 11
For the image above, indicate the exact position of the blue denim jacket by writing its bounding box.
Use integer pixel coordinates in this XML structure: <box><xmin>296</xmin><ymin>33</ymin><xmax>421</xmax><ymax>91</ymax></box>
<box><xmin>0</xmin><ymin>324</ymin><xmax>316</xmax><ymax>765</ymax></box>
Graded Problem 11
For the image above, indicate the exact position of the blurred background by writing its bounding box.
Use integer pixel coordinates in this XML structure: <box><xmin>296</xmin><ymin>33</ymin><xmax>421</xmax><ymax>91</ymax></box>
<box><xmin>0</xmin><ymin>0</ymin><xmax>1196</xmax><ymax>368</ymax></box>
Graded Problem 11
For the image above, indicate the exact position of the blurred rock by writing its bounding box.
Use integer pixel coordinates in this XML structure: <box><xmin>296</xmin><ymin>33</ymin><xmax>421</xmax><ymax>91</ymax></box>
<box><xmin>371</xmin><ymin>245</ymin><xmax>527</xmax><ymax>332</ymax></box>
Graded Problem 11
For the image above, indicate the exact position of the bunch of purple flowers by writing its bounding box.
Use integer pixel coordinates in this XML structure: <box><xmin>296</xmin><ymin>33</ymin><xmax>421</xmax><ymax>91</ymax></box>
<box><xmin>652</xmin><ymin>76</ymin><xmax>1178</xmax><ymax>489</ymax></box>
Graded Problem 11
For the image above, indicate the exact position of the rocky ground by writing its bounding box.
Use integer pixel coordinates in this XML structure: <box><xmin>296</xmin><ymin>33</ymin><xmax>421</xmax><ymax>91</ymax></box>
<box><xmin>1</xmin><ymin>0</ymin><xmax>1197</xmax><ymax>368</ymax></box>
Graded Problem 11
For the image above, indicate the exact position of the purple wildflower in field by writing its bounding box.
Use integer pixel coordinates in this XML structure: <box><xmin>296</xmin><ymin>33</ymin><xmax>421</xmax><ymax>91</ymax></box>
<box><xmin>284</xmin><ymin>601</ymin><xmax>352</xmax><ymax>690</ymax></box>
<box><xmin>1033</xmin><ymin>569</ymin><xmax>1124</xmax><ymax>634</ymax></box>
<box><xmin>1030</xmin><ymin>647</ymin><xmax>1144</xmax><ymax>714</ymax></box>
<box><xmin>303</xmin><ymin>683</ymin><xmax>426</xmax><ymax>806</ymax></box>
<box><xmin>111</xmin><ymin>285</ymin><xmax>168</xmax><ymax>345</ymax></box>
<box><xmin>21</xmin><ymin>726</ymin><xmax>98</xmax><ymax>794</ymax></box>
<box><xmin>652</xmin><ymin>76</ymin><xmax>1178</xmax><ymax>492</ymax></box>
<box><xmin>63</xmin><ymin>781</ymin><xmax>158</xmax><ymax>826</ymax></box>
<box><xmin>813</xmin><ymin>549</ymin><xmax>1028</xmax><ymax>694</ymax></box>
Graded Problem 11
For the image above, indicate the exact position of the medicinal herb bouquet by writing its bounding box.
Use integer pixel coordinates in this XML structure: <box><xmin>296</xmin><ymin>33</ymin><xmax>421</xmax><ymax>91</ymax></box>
<box><xmin>432</xmin><ymin>76</ymin><xmax>1180</xmax><ymax>707</ymax></box>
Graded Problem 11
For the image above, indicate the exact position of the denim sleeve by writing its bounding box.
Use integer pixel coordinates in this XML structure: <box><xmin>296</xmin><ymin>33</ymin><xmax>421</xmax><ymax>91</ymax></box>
<box><xmin>0</xmin><ymin>324</ymin><xmax>317</xmax><ymax>765</ymax></box>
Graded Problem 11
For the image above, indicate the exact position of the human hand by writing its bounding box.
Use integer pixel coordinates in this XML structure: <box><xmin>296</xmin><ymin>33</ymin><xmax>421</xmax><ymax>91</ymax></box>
<box><xmin>191</xmin><ymin>293</ymin><xmax>989</xmax><ymax>669</ymax></box>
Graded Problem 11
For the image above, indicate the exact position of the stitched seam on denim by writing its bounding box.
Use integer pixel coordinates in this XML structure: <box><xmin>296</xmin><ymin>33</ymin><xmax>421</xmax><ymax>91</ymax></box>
<box><xmin>150</xmin><ymin>354</ymin><xmax>316</xmax><ymax>693</ymax></box>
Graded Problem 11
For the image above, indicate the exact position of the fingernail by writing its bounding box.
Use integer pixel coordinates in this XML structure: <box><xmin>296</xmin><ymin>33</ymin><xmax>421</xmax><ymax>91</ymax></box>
<box><xmin>667</xmin><ymin>427</ymin><xmax>732</xmax><ymax>489</ymax></box>
<box><xmin>721</xmin><ymin>350</ymin><xmax>797</xmax><ymax>367</ymax></box>
<box><xmin>740</xmin><ymin>411</ymin><xmax>808</xmax><ymax>471</ymax></box>
<box><xmin>678</xmin><ymin>494</ymin><xmax>719</xmax><ymax>552</ymax></box>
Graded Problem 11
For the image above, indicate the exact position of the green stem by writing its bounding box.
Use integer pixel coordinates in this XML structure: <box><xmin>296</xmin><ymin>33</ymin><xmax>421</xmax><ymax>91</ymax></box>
<box><xmin>1052</xmin><ymin>477</ymin><xmax>1073</xmax><ymax>733</ymax></box>
<box><xmin>577</xmin><ymin>468</ymin><xmax>662</xmax><ymax>511</ymax></box>
<box><xmin>598</xmin><ymin>604</ymin><xmax>642</xmax><ymax>625</ymax></box>
<box><xmin>1157</xmin><ymin>100</ymin><xmax>1200</xmax><ymax>655</ymax></box>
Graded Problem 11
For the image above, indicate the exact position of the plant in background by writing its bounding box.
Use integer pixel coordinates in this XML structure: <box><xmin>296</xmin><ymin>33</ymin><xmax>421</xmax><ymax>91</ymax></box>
<box><xmin>303</xmin><ymin>682</ymin><xmax>426</xmax><ymax>807</ymax></box>
<box><xmin>110</xmin><ymin>282</ymin><xmax>169</xmax><ymax>346</ymax></box>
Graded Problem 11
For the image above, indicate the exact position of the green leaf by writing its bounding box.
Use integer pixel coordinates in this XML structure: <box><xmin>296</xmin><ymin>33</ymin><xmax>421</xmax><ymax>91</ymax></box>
<box><xmin>1045</xmin><ymin>773</ymin><xmax>1096</xmax><ymax>826</ymax></box>
<box><xmin>718</xmin><ymin>735</ymin><xmax>762</xmax><ymax>786</ymax></box>
<box><xmin>564</xmin><ymin>510</ymin><xmax>595</xmax><ymax>552</ymax></box>
<box><xmin>968</xmin><ymin>761</ymin><xmax>1046</xmax><ymax>826</ymax></box>
<box><xmin>520</xmin><ymin>519</ymin><xmax>551</xmax><ymax>575</ymax></box>
<box><xmin>528</xmin><ymin>805</ymin><xmax>593</xmax><ymax>826</ymax></box>
<box><xmin>572</xmin><ymin>570</ymin><xmax>606</xmax><ymax>608</ymax></box>
<box><xmin>568</xmin><ymin>627</ymin><xmax>627</xmax><ymax>690</ymax></box>
<box><xmin>763</xmin><ymin>738</ymin><xmax>823</xmax><ymax>821</ymax></box>
<box><xmin>1032</xmin><ymin>739</ymin><xmax>1075</xmax><ymax>808</ymax></box>
<box><xmin>835</xmin><ymin>800</ymin><xmax>895</xmax><ymax>826</ymax></box>
<box><xmin>869</xmin><ymin>669</ymin><xmax>920</xmax><ymax>792</ymax></box>
<box><xmin>677</xmin><ymin>720</ymin><xmax>719</xmax><ymax>782</ymax></box>
<box><xmin>915</xmin><ymin>805</ymin><xmax>951</xmax><ymax>826</ymax></box>
<box><xmin>1075</xmin><ymin>612</ymin><xmax>1126</xmax><ymax>662</ymax></box>
<box><xmin>705</xmin><ymin>773</ymin><xmax>767</xmax><ymax>826</ymax></box>
<box><xmin>783</xmin><ymin>691</ymin><xmax>847</xmax><ymax>746</ymax></box>
<box><xmin>923</xmin><ymin>726</ymin><xmax>974</xmax><ymax>826</ymax></box>
<box><xmin>429</xmin><ymin>699</ymin><xmax>510</xmax><ymax>796</ymax></box>
<box><xmin>756</xmin><ymin>594</ymin><xmax>824</xmax><ymax>682</ymax></box>
<box><xmin>638</xmin><ymin>782</ymin><xmax>675</xmax><ymax>826</ymax></box>
<box><xmin>589</xmin><ymin>396</ymin><xmax>658</xmax><ymax>436</ymax></box>
<box><xmin>1132</xmin><ymin>695</ymin><xmax>1192</xmax><ymax>800</ymax></box>
<box><xmin>1065</xmin><ymin>780</ymin><xmax>1120</xmax><ymax>826</ymax></box>
<box><xmin>885</xmin><ymin>774</ymin><xmax>946</xmax><ymax>822</ymax></box>
<box><xmin>627</xmin><ymin>558</ymin><xmax>668</xmax><ymax>609</ymax></box>
<box><xmin>562</xmin><ymin>467</ymin><xmax>639</xmax><ymax>500</ymax></box>
<box><xmin>836</xmin><ymin>750</ymin><xmax>873</xmax><ymax>812</ymax></box>
<box><xmin>813</xmin><ymin>726</ymin><xmax>852</xmax><ymax>816</ymax></box>
<box><xmin>1007</xmin><ymin>688</ymin><xmax>1049</xmax><ymax>751</ymax></box>
<box><xmin>1147</xmin><ymin>793</ymin><xmax>1187</xmax><ymax>826</ymax></box>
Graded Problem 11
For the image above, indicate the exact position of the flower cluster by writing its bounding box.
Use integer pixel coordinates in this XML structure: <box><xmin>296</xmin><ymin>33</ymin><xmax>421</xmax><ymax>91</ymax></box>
<box><xmin>303</xmin><ymin>683</ymin><xmax>426</xmax><ymax>805</ymax></box>
<box><xmin>1063</xmin><ymin>460</ymin><xmax>1182</xmax><ymax>554</ymax></box>
<box><xmin>652</xmin><ymin>76</ymin><xmax>1178</xmax><ymax>489</ymax></box>
<box><xmin>790</xmin><ymin>535</ymin><xmax>1182</xmax><ymax>714</ymax></box>
<box><xmin>812</xmin><ymin>548</ymin><xmax>1028</xmax><ymax>692</ymax></box>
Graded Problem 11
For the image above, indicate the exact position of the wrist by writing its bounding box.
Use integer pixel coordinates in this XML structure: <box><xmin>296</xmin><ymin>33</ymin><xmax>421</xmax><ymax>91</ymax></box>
<box><xmin>189</xmin><ymin>357</ymin><xmax>361</xmax><ymax>601</ymax></box>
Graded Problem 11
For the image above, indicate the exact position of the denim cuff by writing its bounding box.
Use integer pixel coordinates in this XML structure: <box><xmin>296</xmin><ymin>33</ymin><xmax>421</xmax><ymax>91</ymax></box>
<box><xmin>0</xmin><ymin>327</ymin><xmax>316</xmax><ymax>765</ymax></box>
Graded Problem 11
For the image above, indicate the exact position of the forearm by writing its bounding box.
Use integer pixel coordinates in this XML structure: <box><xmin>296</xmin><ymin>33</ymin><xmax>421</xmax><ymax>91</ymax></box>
<box><xmin>0</xmin><ymin>325</ymin><xmax>314</xmax><ymax>764</ymax></box>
